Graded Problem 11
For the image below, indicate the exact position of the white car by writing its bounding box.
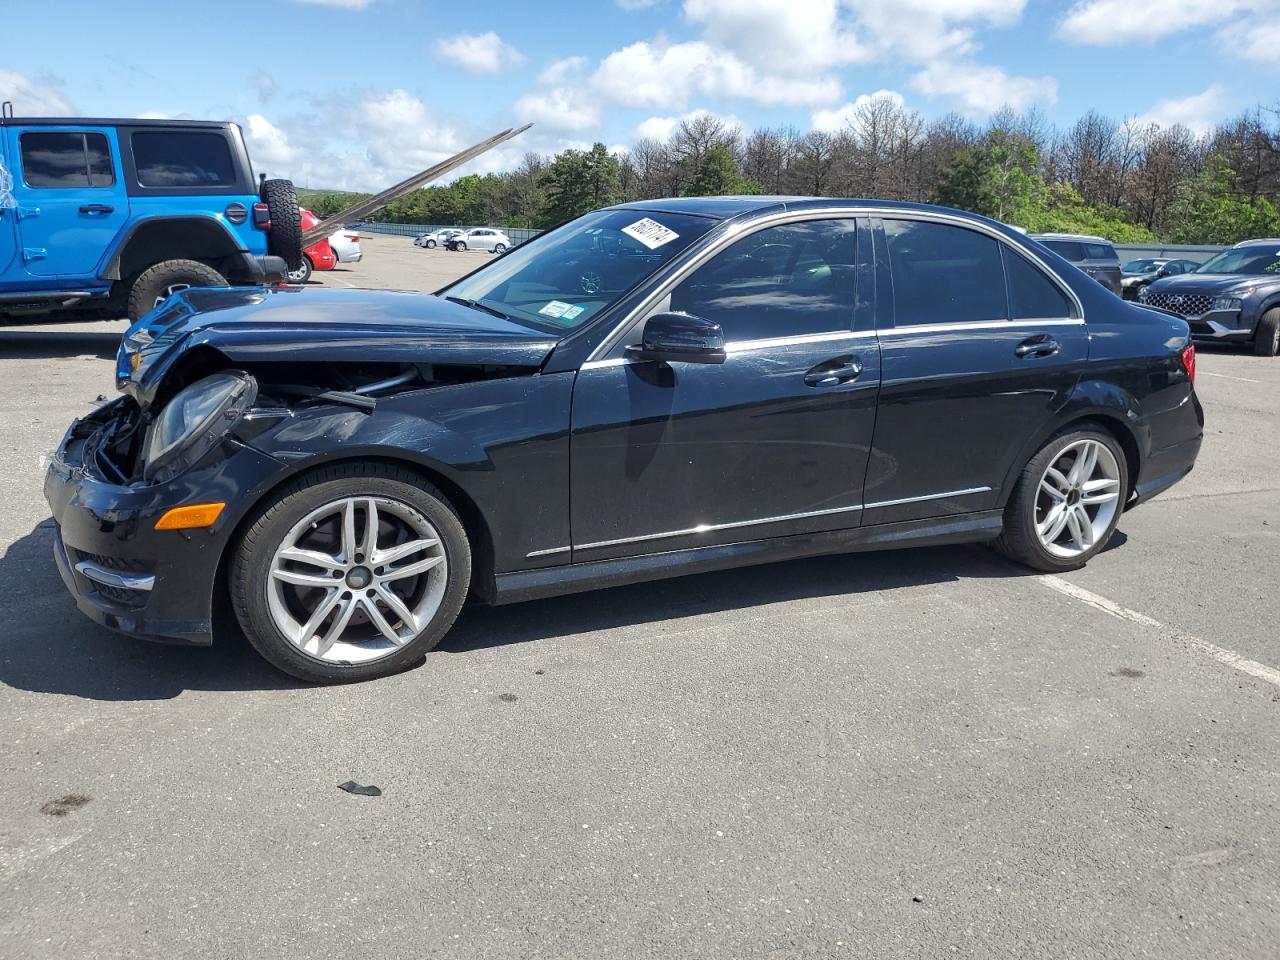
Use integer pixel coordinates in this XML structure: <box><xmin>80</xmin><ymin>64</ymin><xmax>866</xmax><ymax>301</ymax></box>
<box><xmin>329</xmin><ymin>229</ymin><xmax>362</xmax><ymax>264</ymax></box>
<box><xmin>414</xmin><ymin>229</ymin><xmax>463</xmax><ymax>249</ymax></box>
<box><xmin>448</xmin><ymin>228</ymin><xmax>511</xmax><ymax>253</ymax></box>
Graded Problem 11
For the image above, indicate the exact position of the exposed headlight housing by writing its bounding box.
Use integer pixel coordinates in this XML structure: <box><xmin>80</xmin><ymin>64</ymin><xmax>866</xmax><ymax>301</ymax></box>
<box><xmin>144</xmin><ymin>371</ymin><xmax>257</xmax><ymax>482</ymax></box>
<box><xmin>1211</xmin><ymin>296</ymin><xmax>1243</xmax><ymax>312</ymax></box>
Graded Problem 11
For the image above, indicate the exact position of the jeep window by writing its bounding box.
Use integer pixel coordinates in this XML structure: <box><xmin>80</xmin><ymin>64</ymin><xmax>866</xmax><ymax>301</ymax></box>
<box><xmin>1195</xmin><ymin>247</ymin><xmax>1280</xmax><ymax>276</ymax></box>
<box><xmin>441</xmin><ymin>209</ymin><xmax>716</xmax><ymax>333</ymax></box>
<box><xmin>20</xmin><ymin>132</ymin><xmax>114</xmax><ymax>188</ymax></box>
<box><xmin>132</xmin><ymin>131</ymin><xmax>236</xmax><ymax>188</ymax></box>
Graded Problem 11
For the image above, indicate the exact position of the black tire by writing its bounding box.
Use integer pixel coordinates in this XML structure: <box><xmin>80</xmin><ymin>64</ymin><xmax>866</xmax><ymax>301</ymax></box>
<box><xmin>261</xmin><ymin>178</ymin><xmax>303</xmax><ymax>271</ymax></box>
<box><xmin>426</xmin><ymin>239</ymin><xmax>436</xmax><ymax>249</ymax></box>
<box><xmin>457</xmin><ymin>241</ymin><xmax>468</xmax><ymax>251</ymax></box>
<box><xmin>493</xmin><ymin>243</ymin><xmax>506</xmax><ymax>254</ymax></box>
<box><xmin>229</xmin><ymin>463</ymin><xmax>472</xmax><ymax>684</ymax></box>
<box><xmin>1252</xmin><ymin>307</ymin><xmax>1280</xmax><ymax>357</ymax></box>
<box><xmin>993</xmin><ymin>425</ymin><xmax>1128</xmax><ymax>573</ymax></box>
<box><xmin>286</xmin><ymin>255</ymin><xmax>313</xmax><ymax>285</ymax></box>
<box><xmin>127</xmin><ymin>259</ymin><xmax>228</xmax><ymax>321</ymax></box>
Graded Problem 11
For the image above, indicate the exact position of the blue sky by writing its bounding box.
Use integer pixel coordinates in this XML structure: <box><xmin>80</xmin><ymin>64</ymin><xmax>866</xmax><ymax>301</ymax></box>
<box><xmin>1</xmin><ymin>0</ymin><xmax>1274</xmax><ymax>191</ymax></box>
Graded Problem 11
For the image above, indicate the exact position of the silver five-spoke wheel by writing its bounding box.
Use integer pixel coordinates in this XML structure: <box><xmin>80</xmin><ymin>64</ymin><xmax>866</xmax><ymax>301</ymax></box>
<box><xmin>267</xmin><ymin>496</ymin><xmax>447</xmax><ymax>663</ymax></box>
<box><xmin>1034</xmin><ymin>438</ymin><xmax>1121</xmax><ymax>559</ymax></box>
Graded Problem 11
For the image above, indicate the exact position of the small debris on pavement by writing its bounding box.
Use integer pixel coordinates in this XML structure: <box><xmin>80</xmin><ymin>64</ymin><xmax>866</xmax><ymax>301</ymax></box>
<box><xmin>40</xmin><ymin>793</ymin><xmax>91</xmax><ymax>816</ymax></box>
<box><xmin>338</xmin><ymin>781</ymin><xmax>382</xmax><ymax>797</ymax></box>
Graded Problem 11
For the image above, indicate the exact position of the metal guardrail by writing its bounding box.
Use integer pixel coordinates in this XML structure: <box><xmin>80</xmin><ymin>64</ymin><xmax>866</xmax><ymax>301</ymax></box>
<box><xmin>352</xmin><ymin>222</ymin><xmax>544</xmax><ymax>245</ymax></box>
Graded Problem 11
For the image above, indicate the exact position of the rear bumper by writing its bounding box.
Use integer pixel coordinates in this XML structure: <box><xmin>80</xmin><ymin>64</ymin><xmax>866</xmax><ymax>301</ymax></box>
<box><xmin>1130</xmin><ymin>392</ymin><xmax>1204</xmax><ymax>508</ymax></box>
<box><xmin>230</xmin><ymin>252</ymin><xmax>288</xmax><ymax>285</ymax></box>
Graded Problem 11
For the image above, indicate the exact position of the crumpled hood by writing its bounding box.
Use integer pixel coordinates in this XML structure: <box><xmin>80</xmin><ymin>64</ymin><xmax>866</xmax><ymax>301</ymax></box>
<box><xmin>117</xmin><ymin>285</ymin><xmax>558</xmax><ymax>407</ymax></box>
<box><xmin>1144</xmin><ymin>273</ymin><xmax>1265</xmax><ymax>298</ymax></box>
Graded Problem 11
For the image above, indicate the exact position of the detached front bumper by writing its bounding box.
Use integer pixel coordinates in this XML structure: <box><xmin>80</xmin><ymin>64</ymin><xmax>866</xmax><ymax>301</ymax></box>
<box><xmin>44</xmin><ymin>403</ymin><xmax>285</xmax><ymax>645</ymax></box>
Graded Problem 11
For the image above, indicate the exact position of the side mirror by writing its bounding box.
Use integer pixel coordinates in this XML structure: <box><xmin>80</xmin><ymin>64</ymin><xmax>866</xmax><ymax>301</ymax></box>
<box><xmin>627</xmin><ymin>312</ymin><xmax>726</xmax><ymax>365</ymax></box>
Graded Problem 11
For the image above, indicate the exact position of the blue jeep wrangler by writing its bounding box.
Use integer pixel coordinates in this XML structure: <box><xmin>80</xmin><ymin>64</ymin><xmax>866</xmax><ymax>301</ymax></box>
<box><xmin>0</xmin><ymin>113</ymin><xmax>301</xmax><ymax>322</ymax></box>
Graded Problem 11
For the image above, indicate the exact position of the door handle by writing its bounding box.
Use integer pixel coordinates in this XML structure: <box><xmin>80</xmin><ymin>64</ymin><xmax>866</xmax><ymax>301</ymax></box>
<box><xmin>79</xmin><ymin>204</ymin><xmax>114</xmax><ymax>214</ymax></box>
<box><xmin>804</xmin><ymin>356</ymin><xmax>863</xmax><ymax>387</ymax></box>
<box><xmin>1015</xmin><ymin>336</ymin><xmax>1060</xmax><ymax>359</ymax></box>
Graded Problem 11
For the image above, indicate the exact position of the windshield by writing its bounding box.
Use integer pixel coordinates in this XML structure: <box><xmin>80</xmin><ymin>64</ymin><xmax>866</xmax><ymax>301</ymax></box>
<box><xmin>1122</xmin><ymin>259</ymin><xmax>1161</xmax><ymax>273</ymax></box>
<box><xmin>1195</xmin><ymin>246</ymin><xmax>1280</xmax><ymax>275</ymax></box>
<box><xmin>440</xmin><ymin>209</ymin><xmax>717</xmax><ymax>333</ymax></box>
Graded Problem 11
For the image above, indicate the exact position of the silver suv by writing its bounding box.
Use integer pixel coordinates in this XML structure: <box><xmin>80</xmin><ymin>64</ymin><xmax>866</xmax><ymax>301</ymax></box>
<box><xmin>1031</xmin><ymin>233</ymin><xmax>1122</xmax><ymax>296</ymax></box>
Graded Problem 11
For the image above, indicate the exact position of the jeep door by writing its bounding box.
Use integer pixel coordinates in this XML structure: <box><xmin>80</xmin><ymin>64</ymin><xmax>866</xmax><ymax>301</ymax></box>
<box><xmin>569</xmin><ymin>216</ymin><xmax>880</xmax><ymax>563</ymax></box>
<box><xmin>863</xmin><ymin>216</ymin><xmax>1088</xmax><ymax>525</ymax></box>
<box><xmin>4</xmin><ymin>125</ymin><xmax>129</xmax><ymax>279</ymax></box>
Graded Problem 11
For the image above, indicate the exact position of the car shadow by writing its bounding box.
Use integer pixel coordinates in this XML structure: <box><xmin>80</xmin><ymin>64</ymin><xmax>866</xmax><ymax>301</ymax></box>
<box><xmin>0</xmin><ymin>329</ymin><xmax>121</xmax><ymax>360</ymax></box>
<box><xmin>2</xmin><ymin>516</ymin><xmax>1119</xmax><ymax>702</ymax></box>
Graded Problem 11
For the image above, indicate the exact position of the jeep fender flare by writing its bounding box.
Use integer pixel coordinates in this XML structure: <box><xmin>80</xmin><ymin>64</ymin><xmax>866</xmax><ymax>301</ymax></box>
<box><xmin>98</xmin><ymin>215</ymin><xmax>249</xmax><ymax>281</ymax></box>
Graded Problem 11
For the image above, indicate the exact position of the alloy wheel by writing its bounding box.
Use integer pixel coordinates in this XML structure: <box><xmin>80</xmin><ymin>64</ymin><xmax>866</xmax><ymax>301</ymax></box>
<box><xmin>1034</xmin><ymin>438</ymin><xmax>1122</xmax><ymax>559</ymax></box>
<box><xmin>266</xmin><ymin>496</ymin><xmax>447</xmax><ymax>663</ymax></box>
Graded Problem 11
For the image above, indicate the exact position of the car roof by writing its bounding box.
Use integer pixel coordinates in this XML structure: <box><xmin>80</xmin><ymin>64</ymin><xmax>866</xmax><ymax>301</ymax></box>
<box><xmin>1233</xmin><ymin>237</ymin><xmax>1280</xmax><ymax>248</ymax></box>
<box><xmin>606</xmin><ymin>196</ymin><xmax>1032</xmax><ymax>225</ymax></box>
<box><xmin>0</xmin><ymin>116</ymin><xmax>235</xmax><ymax>130</ymax></box>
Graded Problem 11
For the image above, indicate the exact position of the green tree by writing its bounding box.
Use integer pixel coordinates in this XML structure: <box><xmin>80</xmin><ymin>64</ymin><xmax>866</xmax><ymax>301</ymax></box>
<box><xmin>1165</xmin><ymin>163</ymin><xmax>1280</xmax><ymax>245</ymax></box>
<box><xmin>537</xmin><ymin>144</ymin><xmax>622</xmax><ymax>227</ymax></box>
<box><xmin>682</xmin><ymin>144</ymin><xmax>760</xmax><ymax>197</ymax></box>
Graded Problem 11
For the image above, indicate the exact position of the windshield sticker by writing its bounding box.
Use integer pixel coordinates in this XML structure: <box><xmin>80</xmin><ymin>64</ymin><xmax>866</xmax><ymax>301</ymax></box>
<box><xmin>622</xmin><ymin>217</ymin><xmax>679</xmax><ymax>250</ymax></box>
<box><xmin>538</xmin><ymin>300</ymin><xmax>575</xmax><ymax>318</ymax></box>
<box><xmin>561</xmin><ymin>304</ymin><xmax>586</xmax><ymax>320</ymax></box>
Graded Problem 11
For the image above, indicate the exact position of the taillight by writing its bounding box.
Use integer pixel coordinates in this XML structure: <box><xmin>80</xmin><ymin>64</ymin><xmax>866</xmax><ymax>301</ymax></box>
<box><xmin>1181</xmin><ymin>344</ymin><xmax>1196</xmax><ymax>385</ymax></box>
<box><xmin>252</xmin><ymin>202</ymin><xmax>271</xmax><ymax>230</ymax></box>
<box><xmin>345</xmin><ymin>234</ymin><xmax>359</xmax><ymax>242</ymax></box>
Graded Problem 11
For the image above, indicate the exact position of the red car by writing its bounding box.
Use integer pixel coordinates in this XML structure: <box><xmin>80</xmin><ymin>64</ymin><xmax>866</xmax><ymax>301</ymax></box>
<box><xmin>288</xmin><ymin>208</ymin><xmax>337</xmax><ymax>284</ymax></box>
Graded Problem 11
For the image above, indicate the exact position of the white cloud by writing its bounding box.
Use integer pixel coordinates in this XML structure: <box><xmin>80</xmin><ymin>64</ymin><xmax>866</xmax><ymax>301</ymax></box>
<box><xmin>0</xmin><ymin>70</ymin><xmax>75</xmax><ymax>116</ymax></box>
<box><xmin>293</xmin><ymin>0</ymin><xmax>374</xmax><ymax>8</ymax></box>
<box><xmin>910</xmin><ymin>61</ymin><xmax>1057</xmax><ymax>116</ymax></box>
<box><xmin>1059</xmin><ymin>0</ymin><xmax>1234</xmax><ymax>44</ymax></box>
<box><xmin>537</xmin><ymin>56</ymin><xmax>590</xmax><ymax>86</ymax></box>
<box><xmin>514</xmin><ymin>87</ymin><xmax>601</xmax><ymax>132</ymax></box>
<box><xmin>634</xmin><ymin>108</ymin><xmax>743</xmax><ymax>142</ymax></box>
<box><xmin>434</xmin><ymin>32</ymin><xmax>525</xmax><ymax>74</ymax></box>
<box><xmin>1135</xmin><ymin>84</ymin><xmax>1227</xmax><ymax>134</ymax></box>
<box><xmin>811</xmin><ymin>89</ymin><xmax>906</xmax><ymax>132</ymax></box>
<box><xmin>684</xmin><ymin>0</ymin><xmax>870</xmax><ymax>73</ymax></box>
<box><xmin>1217</xmin><ymin>15</ymin><xmax>1280</xmax><ymax>62</ymax></box>
<box><xmin>244</xmin><ymin>114</ymin><xmax>298</xmax><ymax>170</ymax></box>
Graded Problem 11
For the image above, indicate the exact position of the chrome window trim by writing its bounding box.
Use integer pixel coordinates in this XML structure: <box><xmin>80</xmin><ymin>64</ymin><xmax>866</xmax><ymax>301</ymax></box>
<box><xmin>583</xmin><ymin>206</ymin><xmax>1085</xmax><ymax>365</ymax></box>
<box><xmin>579</xmin><ymin>328</ymin><xmax>879</xmax><ymax>370</ymax></box>
<box><xmin>877</xmin><ymin>318</ymin><xmax>1084</xmax><ymax>337</ymax></box>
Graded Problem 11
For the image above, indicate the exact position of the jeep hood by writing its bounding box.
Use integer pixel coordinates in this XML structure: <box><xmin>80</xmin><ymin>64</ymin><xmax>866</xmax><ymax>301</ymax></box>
<box><xmin>117</xmin><ymin>285</ymin><xmax>559</xmax><ymax>407</ymax></box>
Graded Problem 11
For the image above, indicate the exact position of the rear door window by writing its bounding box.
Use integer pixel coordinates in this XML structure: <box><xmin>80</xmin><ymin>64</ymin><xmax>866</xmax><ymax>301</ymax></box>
<box><xmin>131</xmin><ymin>131</ymin><xmax>236</xmax><ymax>187</ymax></box>
<box><xmin>1004</xmin><ymin>248</ymin><xmax>1076</xmax><ymax>319</ymax></box>
<box><xmin>20</xmin><ymin>132</ymin><xmax>114</xmax><ymax>188</ymax></box>
<box><xmin>883</xmin><ymin>219</ymin><xmax>1007</xmax><ymax>326</ymax></box>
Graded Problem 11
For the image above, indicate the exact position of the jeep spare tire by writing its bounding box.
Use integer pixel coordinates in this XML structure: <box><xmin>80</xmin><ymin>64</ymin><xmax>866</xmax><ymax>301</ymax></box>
<box><xmin>127</xmin><ymin>259</ymin><xmax>229</xmax><ymax>321</ymax></box>
<box><xmin>261</xmin><ymin>178</ymin><xmax>304</xmax><ymax>271</ymax></box>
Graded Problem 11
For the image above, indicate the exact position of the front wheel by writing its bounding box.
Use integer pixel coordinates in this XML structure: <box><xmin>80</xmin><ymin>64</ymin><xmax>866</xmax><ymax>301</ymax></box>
<box><xmin>1252</xmin><ymin>307</ymin><xmax>1280</xmax><ymax>357</ymax></box>
<box><xmin>229</xmin><ymin>464</ymin><xmax>472</xmax><ymax>683</ymax></box>
<box><xmin>993</xmin><ymin>427</ymin><xmax>1127</xmax><ymax>572</ymax></box>
<box><xmin>426</xmin><ymin>239</ymin><xmax>436</xmax><ymax>248</ymax></box>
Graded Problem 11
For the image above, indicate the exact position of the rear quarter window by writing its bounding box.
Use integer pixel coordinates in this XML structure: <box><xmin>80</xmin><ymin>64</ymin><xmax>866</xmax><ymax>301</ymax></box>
<box><xmin>131</xmin><ymin>131</ymin><xmax>236</xmax><ymax>188</ymax></box>
<box><xmin>1040</xmin><ymin>240</ymin><xmax>1085</xmax><ymax>262</ymax></box>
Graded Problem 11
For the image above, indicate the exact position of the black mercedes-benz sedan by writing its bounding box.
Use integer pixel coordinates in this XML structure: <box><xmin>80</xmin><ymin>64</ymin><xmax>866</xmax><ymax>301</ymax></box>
<box><xmin>45</xmin><ymin>198</ymin><xmax>1204</xmax><ymax>683</ymax></box>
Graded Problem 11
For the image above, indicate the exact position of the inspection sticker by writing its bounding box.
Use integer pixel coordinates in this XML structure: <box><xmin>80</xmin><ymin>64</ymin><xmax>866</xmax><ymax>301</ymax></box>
<box><xmin>622</xmin><ymin>217</ymin><xmax>679</xmax><ymax>250</ymax></box>
<box><xmin>561</xmin><ymin>304</ymin><xmax>586</xmax><ymax>320</ymax></box>
<box><xmin>539</xmin><ymin>300</ymin><xmax>575</xmax><ymax>318</ymax></box>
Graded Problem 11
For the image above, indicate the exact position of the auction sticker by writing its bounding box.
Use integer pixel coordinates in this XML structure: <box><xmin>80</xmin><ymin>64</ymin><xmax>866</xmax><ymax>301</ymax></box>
<box><xmin>622</xmin><ymin>217</ymin><xmax>679</xmax><ymax>250</ymax></box>
<box><xmin>539</xmin><ymin>300</ymin><xmax>574</xmax><ymax>318</ymax></box>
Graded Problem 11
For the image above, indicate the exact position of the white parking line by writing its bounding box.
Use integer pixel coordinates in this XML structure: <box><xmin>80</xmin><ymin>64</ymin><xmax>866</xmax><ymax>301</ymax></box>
<box><xmin>1038</xmin><ymin>575</ymin><xmax>1280</xmax><ymax>689</ymax></box>
<box><xmin>1199</xmin><ymin>371</ymin><xmax>1263</xmax><ymax>384</ymax></box>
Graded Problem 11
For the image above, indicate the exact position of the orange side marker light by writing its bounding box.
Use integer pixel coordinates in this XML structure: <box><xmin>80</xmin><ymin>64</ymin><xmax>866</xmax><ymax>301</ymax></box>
<box><xmin>154</xmin><ymin>502</ymin><xmax>226</xmax><ymax>531</ymax></box>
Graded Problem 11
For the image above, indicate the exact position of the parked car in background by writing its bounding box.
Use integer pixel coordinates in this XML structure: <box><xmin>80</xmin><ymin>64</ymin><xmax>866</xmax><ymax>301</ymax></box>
<box><xmin>0</xmin><ymin>115</ymin><xmax>298</xmax><ymax>322</ymax></box>
<box><xmin>287</xmin><ymin>209</ymin><xmax>337</xmax><ymax>284</ymax></box>
<box><xmin>329</xmin><ymin>229</ymin><xmax>362</xmax><ymax>264</ymax></box>
<box><xmin>1140</xmin><ymin>238</ymin><xmax>1280</xmax><ymax>355</ymax></box>
<box><xmin>1120</xmin><ymin>258</ymin><xmax>1200</xmax><ymax>300</ymax></box>
<box><xmin>1031</xmin><ymin>233</ymin><xmax>1122</xmax><ymax>296</ymax></box>
<box><xmin>49</xmin><ymin>197</ymin><xmax>1202</xmax><ymax>683</ymax></box>
<box><xmin>445</xmin><ymin>228</ymin><xmax>511</xmax><ymax>253</ymax></box>
<box><xmin>414</xmin><ymin>229</ymin><xmax>463</xmax><ymax>249</ymax></box>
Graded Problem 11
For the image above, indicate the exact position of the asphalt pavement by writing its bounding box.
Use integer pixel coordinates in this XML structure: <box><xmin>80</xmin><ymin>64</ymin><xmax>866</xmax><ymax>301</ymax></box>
<box><xmin>1</xmin><ymin>235</ymin><xmax>1277</xmax><ymax>959</ymax></box>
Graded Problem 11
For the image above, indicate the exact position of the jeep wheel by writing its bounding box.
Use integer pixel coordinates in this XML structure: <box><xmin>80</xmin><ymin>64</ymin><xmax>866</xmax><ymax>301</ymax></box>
<box><xmin>261</xmin><ymin>178</ymin><xmax>304</xmax><ymax>271</ymax></box>
<box><xmin>286</xmin><ymin>255</ymin><xmax>313</xmax><ymax>285</ymax></box>
<box><xmin>1252</xmin><ymin>307</ymin><xmax>1280</xmax><ymax>357</ymax></box>
<box><xmin>127</xmin><ymin>259</ymin><xmax>228</xmax><ymax>320</ymax></box>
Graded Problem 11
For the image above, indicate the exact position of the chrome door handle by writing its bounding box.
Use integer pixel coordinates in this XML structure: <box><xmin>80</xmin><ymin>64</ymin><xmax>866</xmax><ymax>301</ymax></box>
<box><xmin>1015</xmin><ymin>337</ymin><xmax>1060</xmax><ymax>359</ymax></box>
<box><xmin>804</xmin><ymin>356</ymin><xmax>863</xmax><ymax>387</ymax></box>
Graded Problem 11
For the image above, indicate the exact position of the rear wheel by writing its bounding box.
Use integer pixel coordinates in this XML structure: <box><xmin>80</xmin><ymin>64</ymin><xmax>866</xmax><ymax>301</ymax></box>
<box><xmin>493</xmin><ymin>242</ymin><xmax>507</xmax><ymax>254</ymax></box>
<box><xmin>230</xmin><ymin>464</ymin><xmax>471</xmax><ymax>684</ymax></box>
<box><xmin>456</xmin><ymin>241</ymin><xmax>468</xmax><ymax>252</ymax></box>
<box><xmin>286</xmin><ymin>255</ymin><xmax>313</xmax><ymax>285</ymax></box>
<box><xmin>1252</xmin><ymin>307</ymin><xmax>1280</xmax><ymax>357</ymax></box>
<box><xmin>127</xmin><ymin>259</ymin><xmax>228</xmax><ymax>320</ymax></box>
<box><xmin>994</xmin><ymin>427</ymin><xmax>1127</xmax><ymax>572</ymax></box>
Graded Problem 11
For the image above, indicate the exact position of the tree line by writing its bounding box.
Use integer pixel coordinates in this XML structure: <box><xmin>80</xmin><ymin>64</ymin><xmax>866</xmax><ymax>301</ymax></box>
<box><xmin>299</xmin><ymin>96</ymin><xmax>1280</xmax><ymax>245</ymax></box>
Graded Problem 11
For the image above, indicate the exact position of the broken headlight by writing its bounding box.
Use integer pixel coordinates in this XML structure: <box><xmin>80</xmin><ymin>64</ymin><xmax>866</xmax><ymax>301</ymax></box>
<box><xmin>143</xmin><ymin>371</ymin><xmax>257</xmax><ymax>482</ymax></box>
